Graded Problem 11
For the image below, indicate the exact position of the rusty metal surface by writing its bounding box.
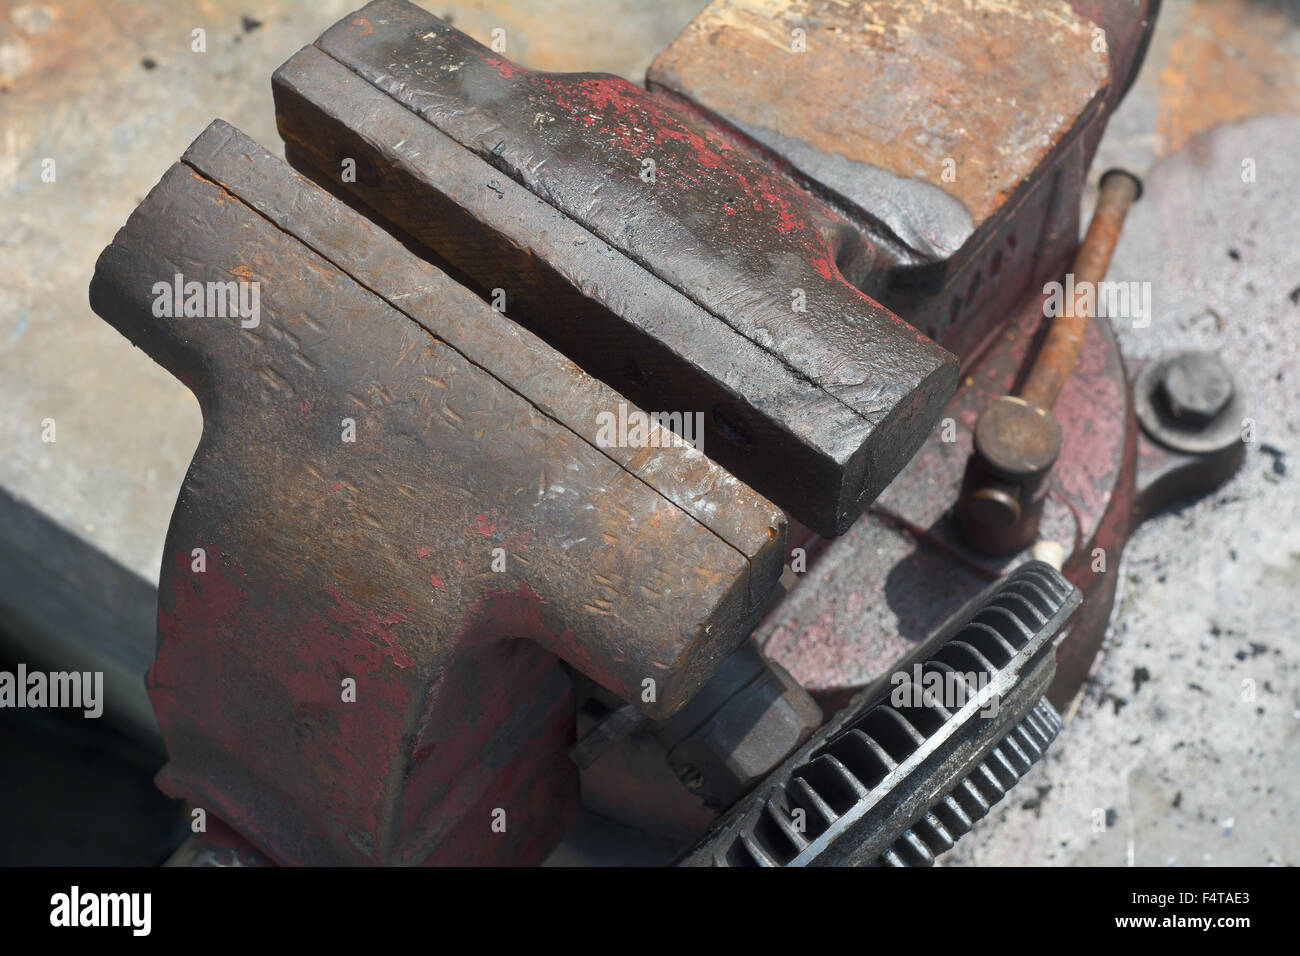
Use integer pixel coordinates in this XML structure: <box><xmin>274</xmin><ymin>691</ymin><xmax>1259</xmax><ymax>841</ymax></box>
<box><xmin>1021</xmin><ymin>169</ymin><xmax>1141</xmax><ymax>410</ymax></box>
<box><xmin>273</xmin><ymin>48</ymin><xmax>870</xmax><ymax>541</ymax></box>
<box><xmin>760</xmin><ymin>289</ymin><xmax>1135</xmax><ymax>710</ymax></box>
<box><xmin>0</xmin><ymin>0</ymin><xmax>721</xmax><ymax>606</ymax></box>
<box><xmin>0</xmin><ymin>0</ymin><xmax>1291</xmax><ymax>871</ymax></box>
<box><xmin>726</xmin><ymin>1</ymin><xmax>1168</xmax><ymax>709</ymax></box>
<box><xmin>1153</xmin><ymin>0</ymin><xmax>1300</xmax><ymax>156</ymax></box>
<box><xmin>88</xmin><ymin>120</ymin><xmax>787</xmax><ymax>865</ymax></box>
<box><xmin>957</xmin><ymin>168</ymin><xmax>1139</xmax><ymax>552</ymax></box>
<box><xmin>648</xmin><ymin>0</ymin><xmax>1108</xmax><ymax>254</ymax></box>
<box><xmin>955</xmin><ymin>395</ymin><xmax>1063</xmax><ymax>552</ymax></box>
<box><xmin>183</xmin><ymin>122</ymin><xmax>786</xmax><ymax>608</ymax></box>
<box><xmin>273</xmin><ymin>0</ymin><xmax>959</xmax><ymax>537</ymax></box>
<box><xmin>647</xmin><ymin>0</ymin><xmax>1156</xmax><ymax>356</ymax></box>
<box><xmin>762</xmin><ymin>260</ymin><xmax>1247</xmax><ymax>715</ymax></box>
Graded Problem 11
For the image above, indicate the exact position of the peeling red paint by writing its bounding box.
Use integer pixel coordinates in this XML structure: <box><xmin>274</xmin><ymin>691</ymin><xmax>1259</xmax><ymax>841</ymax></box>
<box><xmin>471</xmin><ymin>511</ymin><xmax>502</xmax><ymax>537</ymax></box>
<box><xmin>483</xmin><ymin>55</ymin><xmax>523</xmax><ymax>79</ymax></box>
<box><xmin>325</xmin><ymin>582</ymin><xmax>415</xmax><ymax>669</ymax></box>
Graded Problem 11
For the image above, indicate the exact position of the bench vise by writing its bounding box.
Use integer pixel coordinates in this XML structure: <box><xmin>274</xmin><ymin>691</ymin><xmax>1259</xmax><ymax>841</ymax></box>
<box><xmin>88</xmin><ymin>0</ymin><xmax>1246</xmax><ymax>867</ymax></box>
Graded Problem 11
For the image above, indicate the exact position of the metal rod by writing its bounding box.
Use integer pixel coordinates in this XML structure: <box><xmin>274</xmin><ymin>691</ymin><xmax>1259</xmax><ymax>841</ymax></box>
<box><xmin>1020</xmin><ymin>169</ymin><xmax>1142</xmax><ymax>410</ymax></box>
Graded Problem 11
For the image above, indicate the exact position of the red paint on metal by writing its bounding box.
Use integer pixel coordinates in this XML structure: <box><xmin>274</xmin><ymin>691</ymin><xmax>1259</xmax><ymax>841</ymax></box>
<box><xmin>96</xmin><ymin>125</ymin><xmax>788</xmax><ymax>868</ymax></box>
<box><xmin>765</xmin><ymin>290</ymin><xmax>1134</xmax><ymax>706</ymax></box>
<box><xmin>150</xmin><ymin>546</ymin><xmax>425</xmax><ymax>863</ymax></box>
<box><xmin>537</xmin><ymin>72</ymin><xmax>869</xmax><ymax>286</ymax></box>
<box><xmin>150</xmin><ymin>546</ymin><xmax>581</xmax><ymax>865</ymax></box>
<box><xmin>324</xmin><ymin>583</ymin><xmax>414</xmax><ymax>669</ymax></box>
<box><xmin>472</xmin><ymin>511</ymin><xmax>502</xmax><ymax>537</ymax></box>
<box><xmin>483</xmin><ymin>55</ymin><xmax>524</xmax><ymax>79</ymax></box>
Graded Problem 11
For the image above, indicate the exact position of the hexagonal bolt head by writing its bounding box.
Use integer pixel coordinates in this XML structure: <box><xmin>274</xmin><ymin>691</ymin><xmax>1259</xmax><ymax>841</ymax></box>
<box><xmin>665</xmin><ymin>661</ymin><xmax>822</xmax><ymax>810</ymax></box>
<box><xmin>1158</xmin><ymin>352</ymin><xmax>1234</xmax><ymax>427</ymax></box>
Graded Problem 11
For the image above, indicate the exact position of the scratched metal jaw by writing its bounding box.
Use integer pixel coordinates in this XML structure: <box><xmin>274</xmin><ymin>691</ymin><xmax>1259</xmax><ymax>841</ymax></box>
<box><xmin>89</xmin><ymin>121</ymin><xmax>786</xmax><ymax>866</ymax></box>
<box><xmin>272</xmin><ymin>0</ymin><xmax>961</xmax><ymax>538</ymax></box>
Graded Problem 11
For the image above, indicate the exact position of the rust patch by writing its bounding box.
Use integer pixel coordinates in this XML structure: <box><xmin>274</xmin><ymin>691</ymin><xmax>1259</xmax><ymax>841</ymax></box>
<box><xmin>1156</xmin><ymin>0</ymin><xmax>1300</xmax><ymax>156</ymax></box>
<box><xmin>650</xmin><ymin>0</ymin><xmax>1109</xmax><ymax>230</ymax></box>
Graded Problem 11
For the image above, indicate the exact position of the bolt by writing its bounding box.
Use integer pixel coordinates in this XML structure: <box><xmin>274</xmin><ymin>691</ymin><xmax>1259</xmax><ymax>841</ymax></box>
<box><xmin>1158</xmin><ymin>352</ymin><xmax>1233</xmax><ymax>427</ymax></box>
<box><xmin>678</xmin><ymin>765</ymin><xmax>705</xmax><ymax>792</ymax></box>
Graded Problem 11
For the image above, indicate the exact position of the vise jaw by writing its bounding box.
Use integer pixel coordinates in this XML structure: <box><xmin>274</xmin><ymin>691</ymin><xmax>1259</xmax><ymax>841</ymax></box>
<box><xmin>90</xmin><ymin>121</ymin><xmax>784</xmax><ymax>865</ymax></box>
<box><xmin>273</xmin><ymin>0</ymin><xmax>960</xmax><ymax>537</ymax></box>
